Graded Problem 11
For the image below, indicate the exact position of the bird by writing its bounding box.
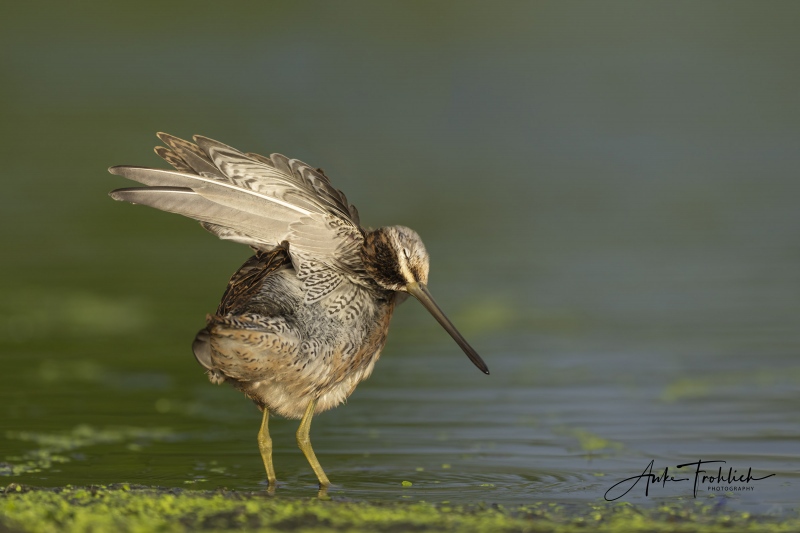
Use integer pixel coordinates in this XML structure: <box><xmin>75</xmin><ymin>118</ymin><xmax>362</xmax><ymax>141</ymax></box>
<box><xmin>108</xmin><ymin>133</ymin><xmax>489</xmax><ymax>489</ymax></box>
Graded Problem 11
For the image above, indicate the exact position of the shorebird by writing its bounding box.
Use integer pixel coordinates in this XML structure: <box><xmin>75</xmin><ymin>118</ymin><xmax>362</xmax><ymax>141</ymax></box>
<box><xmin>108</xmin><ymin>133</ymin><xmax>489</xmax><ymax>488</ymax></box>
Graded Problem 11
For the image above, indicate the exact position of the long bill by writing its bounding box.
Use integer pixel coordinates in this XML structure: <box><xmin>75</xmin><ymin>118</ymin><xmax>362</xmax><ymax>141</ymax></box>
<box><xmin>406</xmin><ymin>282</ymin><xmax>490</xmax><ymax>375</ymax></box>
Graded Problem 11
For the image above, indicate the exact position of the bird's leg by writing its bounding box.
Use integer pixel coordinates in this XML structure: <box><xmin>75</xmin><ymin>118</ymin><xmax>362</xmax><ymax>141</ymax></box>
<box><xmin>296</xmin><ymin>398</ymin><xmax>331</xmax><ymax>487</ymax></box>
<box><xmin>257</xmin><ymin>407</ymin><xmax>276</xmax><ymax>487</ymax></box>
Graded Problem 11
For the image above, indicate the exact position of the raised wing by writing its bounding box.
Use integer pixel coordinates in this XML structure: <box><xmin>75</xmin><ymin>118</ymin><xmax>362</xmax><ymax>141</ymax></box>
<box><xmin>109</xmin><ymin>133</ymin><xmax>367</xmax><ymax>301</ymax></box>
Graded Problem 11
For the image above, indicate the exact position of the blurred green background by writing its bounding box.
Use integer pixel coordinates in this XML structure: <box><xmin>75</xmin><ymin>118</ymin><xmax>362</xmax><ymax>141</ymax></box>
<box><xmin>1</xmin><ymin>2</ymin><xmax>798</xmax><ymax>509</ymax></box>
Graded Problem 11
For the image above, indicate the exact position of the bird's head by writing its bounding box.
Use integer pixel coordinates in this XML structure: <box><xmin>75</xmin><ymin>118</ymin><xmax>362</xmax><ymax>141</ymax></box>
<box><xmin>363</xmin><ymin>225</ymin><xmax>430</xmax><ymax>292</ymax></box>
<box><xmin>362</xmin><ymin>226</ymin><xmax>489</xmax><ymax>375</ymax></box>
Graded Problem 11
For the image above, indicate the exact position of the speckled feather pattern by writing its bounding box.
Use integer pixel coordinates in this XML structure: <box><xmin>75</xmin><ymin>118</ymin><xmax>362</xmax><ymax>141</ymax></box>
<box><xmin>199</xmin><ymin>245</ymin><xmax>396</xmax><ymax>419</ymax></box>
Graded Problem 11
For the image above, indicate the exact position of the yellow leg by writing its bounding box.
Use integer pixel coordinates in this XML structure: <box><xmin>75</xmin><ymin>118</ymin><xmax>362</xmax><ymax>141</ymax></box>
<box><xmin>257</xmin><ymin>407</ymin><xmax>276</xmax><ymax>487</ymax></box>
<box><xmin>296</xmin><ymin>399</ymin><xmax>331</xmax><ymax>487</ymax></box>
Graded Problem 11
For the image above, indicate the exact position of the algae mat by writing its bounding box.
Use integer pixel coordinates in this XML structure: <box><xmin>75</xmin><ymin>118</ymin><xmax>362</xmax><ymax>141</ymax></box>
<box><xmin>2</xmin><ymin>484</ymin><xmax>798</xmax><ymax>533</ymax></box>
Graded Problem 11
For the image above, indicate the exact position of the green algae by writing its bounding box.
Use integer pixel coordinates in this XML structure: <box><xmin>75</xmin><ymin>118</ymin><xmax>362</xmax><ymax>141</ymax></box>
<box><xmin>554</xmin><ymin>427</ymin><xmax>624</xmax><ymax>457</ymax></box>
<box><xmin>1</xmin><ymin>485</ymin><xmax>798</xmax><ymax>533</ymax></box>
<box><xmin>2</xmin><ymin>425</ymin><xmax>174</xmax><ymax>477</ymax></box>
<box><xmin>569</xmin><ymin>428</ymin><xmax>624</xmax><ymax>454</ymax></box>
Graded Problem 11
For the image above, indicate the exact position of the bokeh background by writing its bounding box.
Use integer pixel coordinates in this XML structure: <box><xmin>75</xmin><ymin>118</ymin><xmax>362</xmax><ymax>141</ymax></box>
<box><xmin>1</xmin><ymin>2</ymin><xmax>798</xmax><ymax>511</ymax></box>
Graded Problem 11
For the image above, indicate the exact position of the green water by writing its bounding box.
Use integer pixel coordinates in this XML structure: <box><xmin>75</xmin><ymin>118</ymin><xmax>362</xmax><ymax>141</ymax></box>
<box><xmin>1</xmin><ymin>1</ymin><xmax>798</xmax><ymax>516</ymax></box>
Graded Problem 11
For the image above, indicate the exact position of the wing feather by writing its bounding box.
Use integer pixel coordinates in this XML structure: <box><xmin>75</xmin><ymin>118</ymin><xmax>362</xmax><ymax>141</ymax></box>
<box><xmin>157</xmin><ymin>132</ymin><xmax>219</xmax><ymax>176</ymax></box>
<box><xmin>108</xmin><ymin>166</ymin><xmax>314</xmax><ymax>220</ymax></box>
<box><xmin>109</xmin><ymin>187</ymin><xmax>285</xmax><ymax>249</ymax></box>
<box><xmin>154</xmin><ymin>146</ymin><xmax>194</xmax><ymax>174</ymax></box>
<box><xmin>194</xmin><ymin>135</ymin><xmax>354</xmax><ymax>221</ymax></box>
<box><xmin>108</xmin><ymin>134</ymin><xmax>368</xmax><ymax>294</ymax></box>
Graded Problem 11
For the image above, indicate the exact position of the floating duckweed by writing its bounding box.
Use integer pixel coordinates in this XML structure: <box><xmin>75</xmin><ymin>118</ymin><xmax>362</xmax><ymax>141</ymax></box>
<box><xmin>401</xmin><ymin>481</ymin><xmax>412</xmax><ymax>487</ymax></box>
<box><xmin>0</xmin><ymin>485</ymin><xmax>796</xmax><ymax>532</ymax></box>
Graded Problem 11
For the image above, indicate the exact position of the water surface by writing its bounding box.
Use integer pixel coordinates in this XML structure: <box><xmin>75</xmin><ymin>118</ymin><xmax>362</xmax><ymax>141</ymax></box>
<box><xmin>1</xmin><ymin>1</ymin><xmax>798</xmax><ymax>515</ymax></box>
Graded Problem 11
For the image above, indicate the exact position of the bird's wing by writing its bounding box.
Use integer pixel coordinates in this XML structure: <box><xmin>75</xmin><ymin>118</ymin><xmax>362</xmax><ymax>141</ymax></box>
<box><xmin>109</xmin><ymin>133</ymin><xmax>368</xmax><ymax>301</ymax></box>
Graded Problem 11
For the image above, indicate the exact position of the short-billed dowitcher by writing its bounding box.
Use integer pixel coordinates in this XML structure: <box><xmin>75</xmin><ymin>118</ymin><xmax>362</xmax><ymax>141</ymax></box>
<box><xmin>108</xmin><ymin>133</ymin><xmax>489</xmax><ymax>488</ymax></box>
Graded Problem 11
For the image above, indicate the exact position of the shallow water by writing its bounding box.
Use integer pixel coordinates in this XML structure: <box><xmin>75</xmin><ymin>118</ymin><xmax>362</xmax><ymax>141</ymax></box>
<box><xmin>1</xmin><ymin>2</ymin><xmax>799</xmax><ymax>516</ymax></box>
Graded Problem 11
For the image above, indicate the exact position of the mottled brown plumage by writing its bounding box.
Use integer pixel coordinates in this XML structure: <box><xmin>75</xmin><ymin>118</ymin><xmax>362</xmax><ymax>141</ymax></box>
<box><xmin>109</xmin><ymin>133</ymin><xmax>488</xmax><ymax>488</ymax></box>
